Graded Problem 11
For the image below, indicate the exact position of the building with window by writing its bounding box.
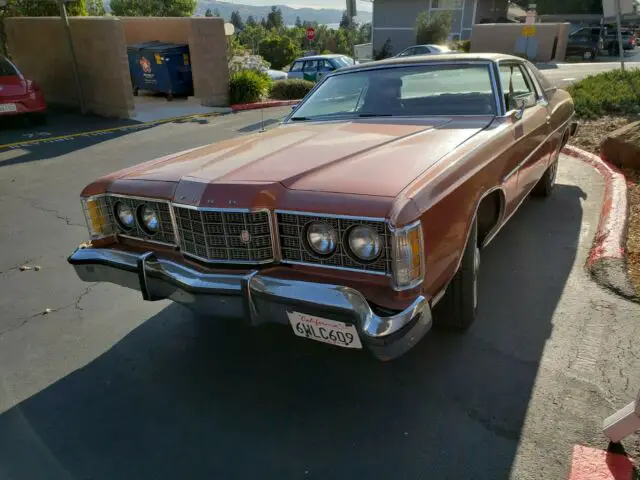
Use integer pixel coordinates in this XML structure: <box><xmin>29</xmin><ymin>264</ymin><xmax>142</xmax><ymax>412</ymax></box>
<box><xmin>369</xmin><ymin>0</ymin><xmax>510</xmax><ymax>55</ymax></box>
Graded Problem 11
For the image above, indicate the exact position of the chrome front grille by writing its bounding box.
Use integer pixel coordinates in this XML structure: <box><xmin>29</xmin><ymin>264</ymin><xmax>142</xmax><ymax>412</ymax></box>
<box><xmin>106</xmin><ymin>196</ymin><xmax>176</xmax><ymax>246</ymax></box>
<box><xmin>173</xmin><ymin>206</ymin><xmax>274</xmax><ymax>264</ymax></box>
<box><xmin>277</xmin><ymin>212</ymin><xmax>392</xmax><ymax>275</ymax></box>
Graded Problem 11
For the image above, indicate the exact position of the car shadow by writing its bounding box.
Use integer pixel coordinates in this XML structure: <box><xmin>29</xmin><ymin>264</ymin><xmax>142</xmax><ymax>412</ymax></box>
<box><xmin>0</xmin><ymin>184</ymin><xmax>587</xmax><ymax>479</ymax></box>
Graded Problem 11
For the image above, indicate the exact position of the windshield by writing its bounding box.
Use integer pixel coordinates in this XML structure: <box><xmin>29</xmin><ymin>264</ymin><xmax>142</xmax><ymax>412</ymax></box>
<box><xmin>289</xmin><ymin>64</ymin><xmax>497</xmax><ymax>119</ymax></box>
<box><xmin>333</xmin><ymin>56</ymin><xmax>353</xmax><ymax>68</ymax></box>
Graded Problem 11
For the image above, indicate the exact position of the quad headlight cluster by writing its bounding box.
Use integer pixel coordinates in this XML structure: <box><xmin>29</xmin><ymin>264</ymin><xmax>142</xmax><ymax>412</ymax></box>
<box><xmin>114</xmin><ymin>201</ymin><xmax>159</xmax><ymax>235</ymax></box>
<box><xmin>304</xmin><ymin>221</ymin><xmax>383</xmax><ymax>262</ymax></box>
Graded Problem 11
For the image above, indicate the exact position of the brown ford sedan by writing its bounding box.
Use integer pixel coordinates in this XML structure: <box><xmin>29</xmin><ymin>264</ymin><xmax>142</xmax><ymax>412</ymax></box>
<box><xmin>69</xmin><ymin>53</ymin><xmax>577</xmax><ymax>361</ymax></box>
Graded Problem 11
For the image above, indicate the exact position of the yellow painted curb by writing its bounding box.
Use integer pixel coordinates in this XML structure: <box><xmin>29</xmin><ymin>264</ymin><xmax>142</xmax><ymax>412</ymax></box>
<box><xmin>0</xmin><ymin>112</ymin><xmax>222</xmax><ymax>150</ymax></box>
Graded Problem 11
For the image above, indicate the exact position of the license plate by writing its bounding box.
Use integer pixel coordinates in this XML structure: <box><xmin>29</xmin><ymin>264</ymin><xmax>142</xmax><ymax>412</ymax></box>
<box><xmin>287</xmin><ymin>311</ymin><xmax>362</xmax><ymax>349</ymax></box>
<box><xmin>0</xmin><ymin>103</ymin><xmax>17</xmax><ymax>113</ymax></box>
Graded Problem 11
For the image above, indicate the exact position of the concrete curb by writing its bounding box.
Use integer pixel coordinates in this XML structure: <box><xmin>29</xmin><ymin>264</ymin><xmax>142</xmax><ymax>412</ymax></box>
<box><xmin>230</xmin><ymin>100</ymin><xmax>299</xmax><ymax>112</ymax></box>
<box><xmin>562</xmin><ymin>144</ymin><xmax>638</xmax><ymax>301</ymax></box>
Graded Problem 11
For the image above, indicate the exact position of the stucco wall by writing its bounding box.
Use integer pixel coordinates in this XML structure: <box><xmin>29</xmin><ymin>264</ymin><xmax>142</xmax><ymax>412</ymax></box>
<box><xmin>4</xmin><ymin>17</ymin><xmax>134</xmax><ymax>118</ymax></box>
<box><xmin>470</xmin><ymin>23</ymin><xmax>570</xmax><ymax>62</ymax></box>
<box><xmin>188</xmin><ymin>17</ymin><xmax>229</xmax><ymax>107</ymax></box>
<box><xmin>120</xmin><ymin>17</ymin><xmax>190</xmax><ymax>45</ymax></box>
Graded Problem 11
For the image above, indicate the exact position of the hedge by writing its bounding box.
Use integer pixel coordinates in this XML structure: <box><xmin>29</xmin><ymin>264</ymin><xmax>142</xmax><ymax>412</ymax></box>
<box><xmin>270</xmin><ymin>79</ymin><xmax>315</xmax><ymax>100</ymax></box>
<box><xmin>567</xmin><ymin>69</ymin><xmax>640</xmax><ymax>119</ymax></box>
<box><xmin>229</xmin><ymin>70</ymin><xmax>273</xmax><ymax>105</ymax></box>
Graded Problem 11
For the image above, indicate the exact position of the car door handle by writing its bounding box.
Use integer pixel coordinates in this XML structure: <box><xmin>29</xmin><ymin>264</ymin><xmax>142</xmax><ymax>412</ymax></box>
<box><xmin>546</xmin><ymin>115</ymin><xmax>551</xmax><ymax>124</ymax></box>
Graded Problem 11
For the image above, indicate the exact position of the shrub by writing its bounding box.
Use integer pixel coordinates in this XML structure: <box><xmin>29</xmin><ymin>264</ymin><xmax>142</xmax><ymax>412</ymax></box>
<box><xmin>373</xmin><ymin>38</ymin><xmax>393</xmax><ymax>60</ymax></box>
<box><xmin>455</xmin><ymin>40</ymin><xmax>471</xmax><ymax>52</ymax></box>
<box><xmin>415</xmin><ymin>11</ymin><xmax>452</xmax><ymax>45</ymax></box>
<box><xmin>229</xmin><ymin>70</ymin><xmax>273</xmax><ymax>104</ymax></box>
<box><xmin>567</xmin><ymin>69</ymin><xmax>640</xmax><ymax>118</ymax></box>
<box><xmin>270</xmin><ymin>79</ymin><xmax>315</xmax><ymax>100</ymax></box>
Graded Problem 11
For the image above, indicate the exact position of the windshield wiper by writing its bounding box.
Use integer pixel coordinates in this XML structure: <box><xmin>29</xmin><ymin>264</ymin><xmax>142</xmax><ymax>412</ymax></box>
<box><xmin>357</xmin><ymin>113</ymin><xmax>394</xmax><ymax>118</ymax></box>
<box><xmin>290</xmin><ymin>117</ymin><xmax>310</xmax><ymax>121</ymax></box>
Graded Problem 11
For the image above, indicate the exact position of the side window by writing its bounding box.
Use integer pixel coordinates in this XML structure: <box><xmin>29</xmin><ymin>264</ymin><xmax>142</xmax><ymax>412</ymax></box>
<box><xmin>290</xmin><ymin>61</ymin><xmax>303</xmax><ymax>72</ymax></box>
<box><xmin>319</xmin><ymin>59</ymin><xmax>334</xmax><ymax>71</ymax></box>
<box><xmin>398</xmin><ymin>47</ymin><xmax>415</xmax><ymax>57</ymax></box>
<box><xmin>499</xmin><ymin>64</ymin><xmax>536</xmax><ymax>110</ymax></box>
<box><xmin>413</xmin><ymin>46</ymin><xmax>431</xmax><ymax>55</ymax></box>
<box><xmin>303</xmin><ymin>60</ymin><xmax>318</xmax><ymax>72</ymax></box>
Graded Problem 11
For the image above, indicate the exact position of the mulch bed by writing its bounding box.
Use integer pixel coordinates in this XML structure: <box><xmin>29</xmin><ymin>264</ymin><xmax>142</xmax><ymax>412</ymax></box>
<box><xmin>569</xmin><ymin>116</ymin><xmax>640</xmax><ymax>296</ymax></box>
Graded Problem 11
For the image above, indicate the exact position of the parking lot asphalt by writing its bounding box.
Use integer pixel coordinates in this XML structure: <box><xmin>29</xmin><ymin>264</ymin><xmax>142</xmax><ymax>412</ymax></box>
<box><xmin>0</xmin><ymin>107</ymin><xmax>639</xmax><ymax>480</ymax></box>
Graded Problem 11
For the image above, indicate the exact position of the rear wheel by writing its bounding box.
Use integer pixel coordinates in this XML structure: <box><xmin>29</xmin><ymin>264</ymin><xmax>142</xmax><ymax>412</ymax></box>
<box><xmin>433</xmin><ymin>218</ymin><xmax>479</xmax><ymax>331</ymax></box>
<box><xmin>583</xmin><ymin>49</ymin><xmax>597</xmax><ymax>61</ymax></box>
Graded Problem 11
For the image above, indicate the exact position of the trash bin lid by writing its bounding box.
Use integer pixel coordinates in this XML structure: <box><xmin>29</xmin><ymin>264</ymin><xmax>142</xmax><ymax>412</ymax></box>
<box><xmin>127</xmin><ymin>41</ymin><xmax>189</xmax><ymax>53</ymax></box>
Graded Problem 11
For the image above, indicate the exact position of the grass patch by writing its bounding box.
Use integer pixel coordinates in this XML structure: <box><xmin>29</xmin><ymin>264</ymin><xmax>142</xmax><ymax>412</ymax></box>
<box><xmin>567</xmin><ymin>69</ymin><xmax>640</xmax><ymax>119</ymax></box>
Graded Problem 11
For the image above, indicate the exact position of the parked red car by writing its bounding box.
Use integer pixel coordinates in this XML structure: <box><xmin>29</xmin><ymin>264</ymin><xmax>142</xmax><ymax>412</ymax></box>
<box><xmin>0</xmin><ymin>56</ymin><xmax>47</xmax><ymax>123</ymax></box>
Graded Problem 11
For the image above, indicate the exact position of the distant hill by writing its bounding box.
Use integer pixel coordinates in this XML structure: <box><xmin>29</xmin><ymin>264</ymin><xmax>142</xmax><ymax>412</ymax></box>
<box><xmin>102</xmin><ymin>1</ymin><xmax>372</xmax><ymax>25</ymax></box>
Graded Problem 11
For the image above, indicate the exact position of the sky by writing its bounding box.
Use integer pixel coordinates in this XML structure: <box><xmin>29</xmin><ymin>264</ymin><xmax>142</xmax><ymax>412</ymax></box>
<box><xmin>220</xmin><ymin>0</ymin><xmax>373</xmax><ymax>12</ymax></box>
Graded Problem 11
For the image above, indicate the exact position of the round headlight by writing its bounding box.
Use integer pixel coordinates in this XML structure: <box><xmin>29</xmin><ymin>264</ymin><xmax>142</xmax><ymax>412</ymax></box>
<box><xmin>138</xmin><ymin>205</ymin><xmax>159</xmax><ymax>234</ymax></box>
<box><xmin>114</xmin><ymin>202</ymin><xmax>134</xmax><ymax>230</ymax></box>
<box><xmin>306</xmin><ymin>222</ymin><xmax>337</xmax><ymax>256</ymax></box>
<box><xmin>348</xmin><ymin>225</ymin><xmax>382</xmax><ymax>261</ymax></box>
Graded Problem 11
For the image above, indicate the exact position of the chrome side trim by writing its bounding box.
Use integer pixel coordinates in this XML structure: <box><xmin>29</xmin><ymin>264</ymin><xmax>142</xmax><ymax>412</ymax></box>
<box><xmin>502</xmin><ymin>115</ymin><xmax>573</xmax><ymax>183</ymax></box>
<box><xmin>117</xmin><ymin>234</ymin><xmax>179</xmax><ymax>249</ymax></box>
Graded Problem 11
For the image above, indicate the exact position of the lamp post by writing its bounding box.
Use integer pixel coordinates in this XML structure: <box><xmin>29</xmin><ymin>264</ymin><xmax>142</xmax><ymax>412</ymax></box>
<box><xmin>58</xmin><ymin>0</ymin><xmax>86</xmax><ymax>114</ymax></box>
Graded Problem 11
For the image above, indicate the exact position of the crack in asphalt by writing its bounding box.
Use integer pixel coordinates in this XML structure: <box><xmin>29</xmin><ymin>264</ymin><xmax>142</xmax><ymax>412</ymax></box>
<box><xmin>0</xmin><ymin>284</ymin><xmax>97</xmax><ymax>339</ymax></box>
<box><xmin>17</xmin><ymin>196</ymin><xmax>85</xmax><ymax>228</ymax></box>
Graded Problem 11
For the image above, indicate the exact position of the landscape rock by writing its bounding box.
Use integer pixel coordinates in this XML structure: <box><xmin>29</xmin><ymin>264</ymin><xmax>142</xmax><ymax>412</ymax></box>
<box><xmin>600</xmin><ymin>120</ymin><xmax>640</xmax><ymax>171</ymax></box>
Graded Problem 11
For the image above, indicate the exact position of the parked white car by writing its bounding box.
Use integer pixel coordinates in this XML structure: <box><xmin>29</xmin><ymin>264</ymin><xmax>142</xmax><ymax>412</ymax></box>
<box><xmin>265</xmin><ymin>69</ymin><xmax>288</xmax><ymax>81</ymax></box>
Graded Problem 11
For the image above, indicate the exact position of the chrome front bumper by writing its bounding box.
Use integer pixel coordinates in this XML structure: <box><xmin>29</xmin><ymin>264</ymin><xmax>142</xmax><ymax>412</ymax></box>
<box><xmin>68</xmin><ymin>247</ymin><xmax>432</xmax><ymax>360</ymax></box>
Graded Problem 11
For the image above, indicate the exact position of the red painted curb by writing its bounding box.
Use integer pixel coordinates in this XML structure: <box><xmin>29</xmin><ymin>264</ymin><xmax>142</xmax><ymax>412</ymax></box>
<box><xmin>230</xmin><ymin>100</ymin><xmax>300</xmax><ymax>112</ymax></box>
<box><xmin>562</xmin><ymin>145</ymin><xmax>628</xmax><ymax>265</ymax></box>
<box><xmin>569</xmin><ymin>445</ymin><xmax>635</xmax><ymax>480</ymax></box>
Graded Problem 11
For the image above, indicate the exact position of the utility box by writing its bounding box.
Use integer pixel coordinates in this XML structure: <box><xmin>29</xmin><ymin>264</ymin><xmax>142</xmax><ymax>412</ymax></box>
<box><xmin>127</xmin><ymin>41</ymin><xmax>193</xmax><ymax>100</ymax></box>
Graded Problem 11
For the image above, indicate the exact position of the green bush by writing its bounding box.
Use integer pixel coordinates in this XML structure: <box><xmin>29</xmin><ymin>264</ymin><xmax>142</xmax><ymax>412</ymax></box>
<box><xmin>567</xmin><ymin>69</ymin><xmax>640</xmax><ymax>118</ymax></box>
<box><xmin>229</xmin><ymin>70</ymin><xmax>273</xmax><ymax>104</ymax></box>
<box><xmin>415</xmin><ymin>11</ymin><xmax>452</xmax><ymax>45</ymax></box>
<box><xmin>270</xmin><ymin>79</ymin><xmax>315</xmax><ymax>100</ymax></box>
<box><xmin>455</xmin><ymin>40</ymin><xmax>471</xmax><ymax>52</ymax></box>
<box><xmin>373</xmin><ymin>38</ymin><xmax>393</xmax><ymax>60</ymax></box>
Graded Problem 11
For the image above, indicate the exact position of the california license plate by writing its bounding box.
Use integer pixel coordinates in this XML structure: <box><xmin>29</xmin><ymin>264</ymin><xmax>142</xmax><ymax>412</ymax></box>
<box><xmin>0</xmin><ymin>103</ymin><xmax>17</xmax><ymax>113</ymax></box>
<box><xmin>287</xmin><ymin>311</ymin><xmax>362</xmax><ymax>349</ymax></box>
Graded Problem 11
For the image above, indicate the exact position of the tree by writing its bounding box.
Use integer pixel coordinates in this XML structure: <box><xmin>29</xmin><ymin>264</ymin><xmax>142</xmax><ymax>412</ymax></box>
<box><xmin>230</xmin><ymin>10</ymin><xmax>244</xmax><ymax>30</ymax></box>
<box><xmin>238</xmin><ymin>24</ymin><xmax>267</xmax><ymax>54</ymax></box>
<box><xmin>110</xmin><ymin>0</ymin><xmax>197</xmax><ymax>17</ymax></box>
<box><xmin>260</xmin><ymin>17</ymin><xmax>268</xmax><ymax>28</ymax></box>
<box><xmin>339</xmin><ymin>11</ymin><xmax>350</xmax><ymax>29</ymax></box>
<box><xmin>295</xmin><ymin>16</ymin><xmax>302</xmax><ymax>28</ymax></box>
<box><xmin>260</xmin><ymin>34</ymin><xmax>299</xmax><ymax>69</ymax></box>
<box><xmin>87</xmin><ymin>0</ymin><xmax>105</xmax><ymax>16</ymax></box>
<box><xmin>205</xmin><ymin>8</ymin><xmax>213</xmax><ymax>17</ymax></box>
<box><xmin>246</xmin><ymin>15</ymin><xmax>257</xmax><ymax>26</ymax></box>
<box><xmin>266</xmin><ymin>6</ymin><xmax>283</xmax><ymax>30</ymax></box>
<box><xmin>415</xmin><ymin>11</ymin><xmax>452</xmax><ymax>45</ymax></box>
<box><xmin>2</xmin><ymin>0</ymin><xmax>88</xmax><ymax>16</ymax></box>
<box><xmin>356</xmin><ymin>22</ymin><xmax>371</xmax><ymax>44</ymax></box>
<box><xmin>213</xmin><ymin>8</ymin><xmax>221</xmax><ymax>17</ymax></box>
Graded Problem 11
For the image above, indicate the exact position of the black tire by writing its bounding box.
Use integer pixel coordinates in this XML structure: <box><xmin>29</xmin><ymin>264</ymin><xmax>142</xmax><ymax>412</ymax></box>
<box><xmin>167</xmin><ymin>93</ymin><xmax>174</xmax><ymax>101</ymax></box>
<box><xmin>433</xmin><ymin>218</ymin><xmax>480</xmax><ymax>330</ymax></box>
<box><xmin>583</xmin><ymin>49</ymin><xmax>597</xmax><ymax>61</ymax></box>
<box><xmin>532</xmin><ymin>154</ymin><xmax>559</xmax><ymax>198</ymax></box>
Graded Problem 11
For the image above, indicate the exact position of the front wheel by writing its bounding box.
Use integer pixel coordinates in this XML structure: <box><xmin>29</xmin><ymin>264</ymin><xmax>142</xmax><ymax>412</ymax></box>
<box><xmin>532</xmin><ymin>155</ymin><xmax>559</xmax><ymax>198</ymax></box>
<box><xmin>433</xmin><ymin>218</ymin><xmax>480</xmax><ymax>330</ymax></box>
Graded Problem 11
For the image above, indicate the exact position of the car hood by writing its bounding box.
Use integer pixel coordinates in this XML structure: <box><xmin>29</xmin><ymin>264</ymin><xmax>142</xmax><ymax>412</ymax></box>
<box><xmin>117</xmin><ymin>117</ymin><xmax>494</xmax><ymax>198</ymax></box>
